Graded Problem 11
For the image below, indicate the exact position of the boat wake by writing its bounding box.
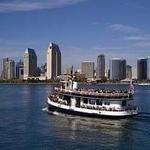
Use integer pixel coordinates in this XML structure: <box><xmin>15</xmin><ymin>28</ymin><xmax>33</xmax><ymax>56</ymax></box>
<box><xmin>42</xmin><ymin>107</ymin><xmax>75</xmax><ymax>118</ymax></box>
<box><xmin>42</xmin><ymin>107</ymin><xmax>48</xmax><ymax>112</ymax></box>
<box><xmin>134</xmin><ymin>112</ymin><xmax>150</xmax><ymax>122</ymax></box>
<box><xmin>42</xmin><ymin>107</ymin><xmax>129</xmax><ymax>129</ymax></box>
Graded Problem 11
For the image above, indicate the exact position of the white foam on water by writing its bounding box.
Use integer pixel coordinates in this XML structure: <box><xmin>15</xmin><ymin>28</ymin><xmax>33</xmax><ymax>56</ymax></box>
<box><xmin>42</xmin><ymin>107</ymin><xmax>48</xmax><ymax>112</ymax></box>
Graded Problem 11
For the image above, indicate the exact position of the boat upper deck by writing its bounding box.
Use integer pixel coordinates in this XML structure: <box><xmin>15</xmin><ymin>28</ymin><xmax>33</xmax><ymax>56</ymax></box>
<box><xmin>55</xmin><ymin>87</ymin><xmax>133</xmax><ymax>99</ymax></box>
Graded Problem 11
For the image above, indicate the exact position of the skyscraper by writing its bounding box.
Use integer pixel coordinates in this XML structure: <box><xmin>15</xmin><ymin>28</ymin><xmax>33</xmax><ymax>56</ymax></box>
<box><xmin>120</xmin><ymin>59</ymin><xmax>126</xmax><ymax>80</ymax></box>
<box><xmin>23</xmin><ymin>48</ymin><xmax>37</xmax><ymax>79</ymax></box>
<box><xmin>1</xmin><ymin>58</ymin><xmax>9</xmax><ymax>79</ymax></box>
<box><xmin>7</xmin><ymin>60</ymin><xmax>15</xmax><ymax>79</ymax></box>
<box><xmin>1</xmin><ymin>58</ymin><xmax>15</xmax><ymax>80</ymax></box>
<box><xmin>110</xmin><ymin>58</ymin><xmax>126</xmax><ymax>80</ymax></box>
<box><xmin>47</xmin><ymin>43</ymin><xmax>61</xmax><ymax>80</ymax></box>
<box><xmin>96</xmin><ymin>54</ymin><xmax>105</xmax><ymax>80</ymax></box>
<box><xmin>81</xmin><ymin>61</ymin><xmax>94</xmax><ymax>80</ymax></box>
<box><xmin>147</xmin><ymin>57</ymin><xmax>150</xmax><ymax>80</ymax></box>
<box><xmin>16</xmin><ymin>60</ymin><xmax>24</xmax><ymax>80</ymax></box>
<box><xmin>126</xmin><ymin>65</ymin><xmax>132</xmax><ymax>79</ymax></box>
<box><xmin>110</xmin><ymin>58</ymin><xmax>120</xmax><ymax>80</ymax></box>
<box><xmin>137</xmin><ymin>58</ymin><xmax>147</xmax><ymax>80</ymax></box>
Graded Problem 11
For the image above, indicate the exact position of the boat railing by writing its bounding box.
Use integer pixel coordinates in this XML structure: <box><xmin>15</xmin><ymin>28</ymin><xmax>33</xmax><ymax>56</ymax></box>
<box><xmin>49</xmin><ymin>95</ymin><xmax>68</xmax><ymax>105</ymax></box>
<box><xmin>49</xmin><ymin>95</ymin><xmax>137</xmax><ymax>112</ymax></box>
<box><xmin>80</xmin><ymin>104</ymin><xmax>137</xmax><ymax>112</ymax></box>
<box><xmin>55</xmin><ymin>87</ymin><xmax>132</xmax><ymax>99</ymax></box>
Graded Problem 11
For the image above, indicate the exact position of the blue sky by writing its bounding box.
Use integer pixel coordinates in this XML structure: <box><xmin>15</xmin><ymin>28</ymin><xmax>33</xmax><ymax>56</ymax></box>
<box><xmin>0</xmin><ymin>0</ymin><xmax>150</xmax><ymax>76</ymax></box>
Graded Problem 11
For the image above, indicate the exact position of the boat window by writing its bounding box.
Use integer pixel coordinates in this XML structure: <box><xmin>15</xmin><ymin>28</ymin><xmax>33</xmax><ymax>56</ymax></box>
<box><xmin>122</xmin><ymin>100</ymin><xmax>127</xmax><ymax>106</ymax></box>
<box><xmin>96</xmin><ymin>100</ymin><xmax>102</xmax><ymax>105</ymax></box>
<box><xmin>76</xmin><ymin>97</ymin><xmax>81</xmax><ymax>107</ymax></box>
<box><xmin>89</xmin><ymin>99</ymin><xmax>96</xmax><ymax>105</ymax></box>
<box><xmin>63</xmin><ymin>95</ymin><xmax>71</xmax><ymax>101</ymax></box>
<box><xmin>63</xmin><ymin>95</ymin><xmax>71</xmax><ymax>105</ymax></box>
<box><xmin>83</xmin><ymin>98</ymin><xmax>88</xmax><ymax>104</ymax></box>
<box><xmin>104</xmin><ymin>102</ymin><xmax>110</xmax><ymax>105</ymax></box>
<box><xmin>59</xmin><ymin>94</ymin><xmax>63</xmax><ymax>99</ymax></box>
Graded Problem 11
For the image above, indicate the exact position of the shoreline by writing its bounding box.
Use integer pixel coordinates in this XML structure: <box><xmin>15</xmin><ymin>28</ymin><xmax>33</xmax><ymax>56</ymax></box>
<box><xmin>0</xmin><ymin>82</ymin><xmax>149</xmax><ymax>85</ymax></box>
<box><xmin>0</xmin><ymin>82</ymin><xmax>59</xmax><ymax>85</ymax></box>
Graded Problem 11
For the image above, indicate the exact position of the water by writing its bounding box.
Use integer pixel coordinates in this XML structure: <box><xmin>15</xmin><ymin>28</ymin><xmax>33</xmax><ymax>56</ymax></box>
<box><xmin>0</xmin><ymin>84</ymin><xmax>150</xmax><ymax>150</ymax></box>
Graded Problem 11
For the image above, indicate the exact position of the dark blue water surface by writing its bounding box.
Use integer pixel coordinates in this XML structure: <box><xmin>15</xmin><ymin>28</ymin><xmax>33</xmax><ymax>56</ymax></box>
<box><xmin>0</xmin><ymin>84</ymin><xmax>150</xmax><ymax>150</ymax></box>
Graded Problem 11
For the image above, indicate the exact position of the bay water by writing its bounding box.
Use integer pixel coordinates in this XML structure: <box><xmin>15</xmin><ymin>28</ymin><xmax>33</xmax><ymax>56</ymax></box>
<box><xmin>0</xmin><ymin>84</ymin><xmax>150</xmax><ymax>150</ymax></box>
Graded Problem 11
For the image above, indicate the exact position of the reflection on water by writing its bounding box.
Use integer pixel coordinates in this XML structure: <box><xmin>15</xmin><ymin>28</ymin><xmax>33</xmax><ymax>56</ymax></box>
<box><xmin>44</xmin><ymin>105</ymin><xmax>150</xmax><ymax>149</ymax></box>
<box><xmin>46</xmin><ymin>111</ymin><xmax>134</xmax><ymax>148</ymax></box>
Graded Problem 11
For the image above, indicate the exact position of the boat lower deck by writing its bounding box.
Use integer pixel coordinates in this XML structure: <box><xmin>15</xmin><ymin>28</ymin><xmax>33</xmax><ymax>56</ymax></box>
<box><xmin>47</xmin><ymin>98</ymin><xmax>138</xmax><ymax>119</ymax></box>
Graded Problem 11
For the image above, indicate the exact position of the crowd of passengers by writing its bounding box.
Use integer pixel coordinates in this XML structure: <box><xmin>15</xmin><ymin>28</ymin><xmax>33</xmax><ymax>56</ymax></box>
<box><xmin>49</xmin><ymin>95</ymin><xmax>68</xmax><ymax>105</ymax></box>
<box><xmin>58</xmin><ymin>87</ymin><xmax>129</xmax><ymax>93</ymax></box>
<box><xmin>56</xmin><ymin>88</ymin><xmax>132</xmax><ymax>98</ymax></box>
<box><xmin>80</xmin><ymin>104</ymin><xmax>137</xmax><ymax>111</ymax></box>
<box><xmin>49</xmin><ymin>95</ymin><xmax>136</xmax><ymax>111</ymax></box>
<box><xmin>74</xmin><ymin>88</ymin><xmax>128</xmax><ymax>93</ymax></box>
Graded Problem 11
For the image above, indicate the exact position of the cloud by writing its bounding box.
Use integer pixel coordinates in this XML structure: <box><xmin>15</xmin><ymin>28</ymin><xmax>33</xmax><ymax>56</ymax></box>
<box><xmin>134</xmin><ymin>41</ymin><xmax>150</xmax><ymax>47</ymax></box>
<box><xmin>123</xmin><ymin>35</ymin><xmax>150</xmax><ymax>41</ymax></box>
<box><xmin>109</xmin><ymin>24</ymin><xmax>141</xmax><ymax>33</ymax></box>
<box><xmin>0</xmin><ymin>38</ymin><xmax>44</xmax><ymax>59</ymax></box>
<box><xmin>108</xmin><ymin>23</ymin><xmax>150</xmax><ymax>48</ymax></box>
<box><xmin>0</xmin><ymin>0</ymin><xmax>87</xmax><ymax>12</ymax></box>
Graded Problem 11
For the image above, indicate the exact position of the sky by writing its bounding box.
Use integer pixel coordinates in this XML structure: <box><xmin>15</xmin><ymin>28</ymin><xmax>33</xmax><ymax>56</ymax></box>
<box><xmin>0</xmin><ymin>0</ymin><xmax>150</xmax><ymax>77</ymax></box>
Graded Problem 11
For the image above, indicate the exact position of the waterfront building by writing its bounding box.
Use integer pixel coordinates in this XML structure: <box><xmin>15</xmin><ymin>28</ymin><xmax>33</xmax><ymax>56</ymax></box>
<box><xmin>1</xmin><ymin>58</ymin><xmax>9</xmax><ymax>79</ymax></box>
<box><xmin>126</xmin><ymin>65</ymin><xmax>132</xmax><ymax>79</ymax></box>
<box><xmin>110</xmin><ymin>58</ymin><xmax>120</xmax><ymax>80</ymax></box>
<box><xmin>40</xmin><ymin>63</ymin><xmax>47</xmax><ymax>76</ymax></box>
<box><xmin>96</xmin><ymin>54</ymin><xmax>105</xmax><ymax>80</ymax></box>
<box><xmin>81</xmin><ymin>61</ymin><xmax>94</xmax><ymax>80</ymax></box>
<box><xmin>23</xmin><ymin>48</ymin><xmax>37</xmax><ymax>80</ymax></box>
<box><xmin>147</xmin><ymin>57</ymin><xmax>150</xmax><ymax>80</ymax></box>
<box><xmin>1</xmin><ymin>58</ymin><xmax>15</xmax><ymax>80</ymax></box>
<box><xmin>110</xmin><ymin>58</ymin><xmax>126</xmax><ymax>80</ymax></box>
<box><xmin>120</xmin><ymin>59</ymin><xmax>127</xmax><ymax>80</ymax></box>
<box><xmin>7</xmin><ymin>59</ymin><xmax>15</xmax><ymax>79</ymax></box>
<box><xmin>107</xmin><ymin>69</ymin><xmax>110</xmax><ymax>79</ymax></box>
<box><xmin>137</xmin><ymin>58</ymin><xmax>147</xmax><ymax>80</ymax></box>
<box><xmin>47</xmin><ymin>43</ymin><xmax>61</xmax><ymax>80</ymax></box>
<box><xmin>36</xmin><ymin>67</ymin><xmax>42</xmax><ymax>77</ymax></box>
<box><xmin>0</xmin><ymin>60</ymin><xmax>2</xmax><ymax>79</ymax></box>
<box><xmin>16</xmin><ymin>60</ymin><xmax>24</xmax><ymax>80</ymax></box>
<box><xmin>64</xmin><ymin>66</ymin><xmax>73</xmax><ymax>75</ymax></box>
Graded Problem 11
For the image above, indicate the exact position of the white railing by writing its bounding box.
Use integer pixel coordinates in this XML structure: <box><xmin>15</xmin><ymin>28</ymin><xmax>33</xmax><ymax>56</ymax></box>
<box><xmin>55</xmin><ymin>87</ymin><xmax>132</xmax><ymax>99</ymax></box>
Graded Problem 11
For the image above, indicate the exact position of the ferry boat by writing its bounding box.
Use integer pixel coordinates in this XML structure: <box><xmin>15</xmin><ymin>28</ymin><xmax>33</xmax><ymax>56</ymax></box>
<box><xmin>47</xmin><ymin>80</ymin><xmax>138</xmax><ymax>119</ymax></box>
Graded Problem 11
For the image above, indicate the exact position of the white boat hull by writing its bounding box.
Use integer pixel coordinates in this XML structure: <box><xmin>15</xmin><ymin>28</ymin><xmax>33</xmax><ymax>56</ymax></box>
<box><xmin>47</xmin><ymin>98</ymin><xmax>138</xmax><ymax>119</ymax></box>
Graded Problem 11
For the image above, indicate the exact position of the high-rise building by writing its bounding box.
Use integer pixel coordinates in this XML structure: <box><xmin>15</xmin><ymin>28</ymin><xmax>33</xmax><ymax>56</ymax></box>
<box><xmin>110</xmin><ymin>58</ymin><xmax>126</xmax><ymax>80</ymax></box>
<box><xmin>120</xmin><ymin>59</ymin><xmax>126</xmax><ymax>79</ymax></box>
<box><xmin>96</xmin><ymin>54</ymin><xmax>105</xmax><ymax>80</ymax></box>
<box><xmin>23</xmin><ymin>48</ymin><xmax>37</xmax><ymax>79</ymax></box>
<box><xmin>110</xmin><ymin>58</ymin><xmax>120</xmax><ymax>80</ymax></box>
<box><xmin>1</xmin><ymin>58</ymin><xmax>15</xmax><ymax>80</ymax></box>
<box><xmin>64</xmin><ymin>66</ymin><xmax>73</xmax><ymax>75</ymax></box>
<box><xmin>147</xmin><ymin>57</ymin><xmax>150</xmax><ymax>80</ymax></box>
<box><xmin>126</xmin><ymin>65</ymin><xmax>132</xmax><ymax>79</ymax></box>
<box><xmin>7</xmin><ymin>60</ymin><xmax>15</xmax><ymax>79</ymax></box>
<box><xmin>81</xmin><ymin>61</ymin><xmax>94</xmax><ymax>80</ymax></box>
<box><xmin>16</xmin><ymin>60</ymin><xmax>24</xmax><ymax>80</ymax></box>
<box><xmin>40</xmin><ymin>63</ymin><xmax>47</xmax><ymax>76</ymax></box>
<box><xmin>1</xmin><ymin>58</ymin><xmax>9</xmax><ymax>79</ymax></box>
<box><xmin>137</xmin><ymin>58</ymin><xmax>147</xmax><ymax>80</ymax></box>
<box><xmin>47</xmin><ymin>43</ymin><xmax>61</xmax><ymax>79</ymax></box>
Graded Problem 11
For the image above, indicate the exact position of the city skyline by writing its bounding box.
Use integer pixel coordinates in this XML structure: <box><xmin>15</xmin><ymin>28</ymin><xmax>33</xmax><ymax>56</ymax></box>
<box><xmin>1</xmin><ymin>0</ymin><xmax>150</xmax><ymax>77</ymax></box>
